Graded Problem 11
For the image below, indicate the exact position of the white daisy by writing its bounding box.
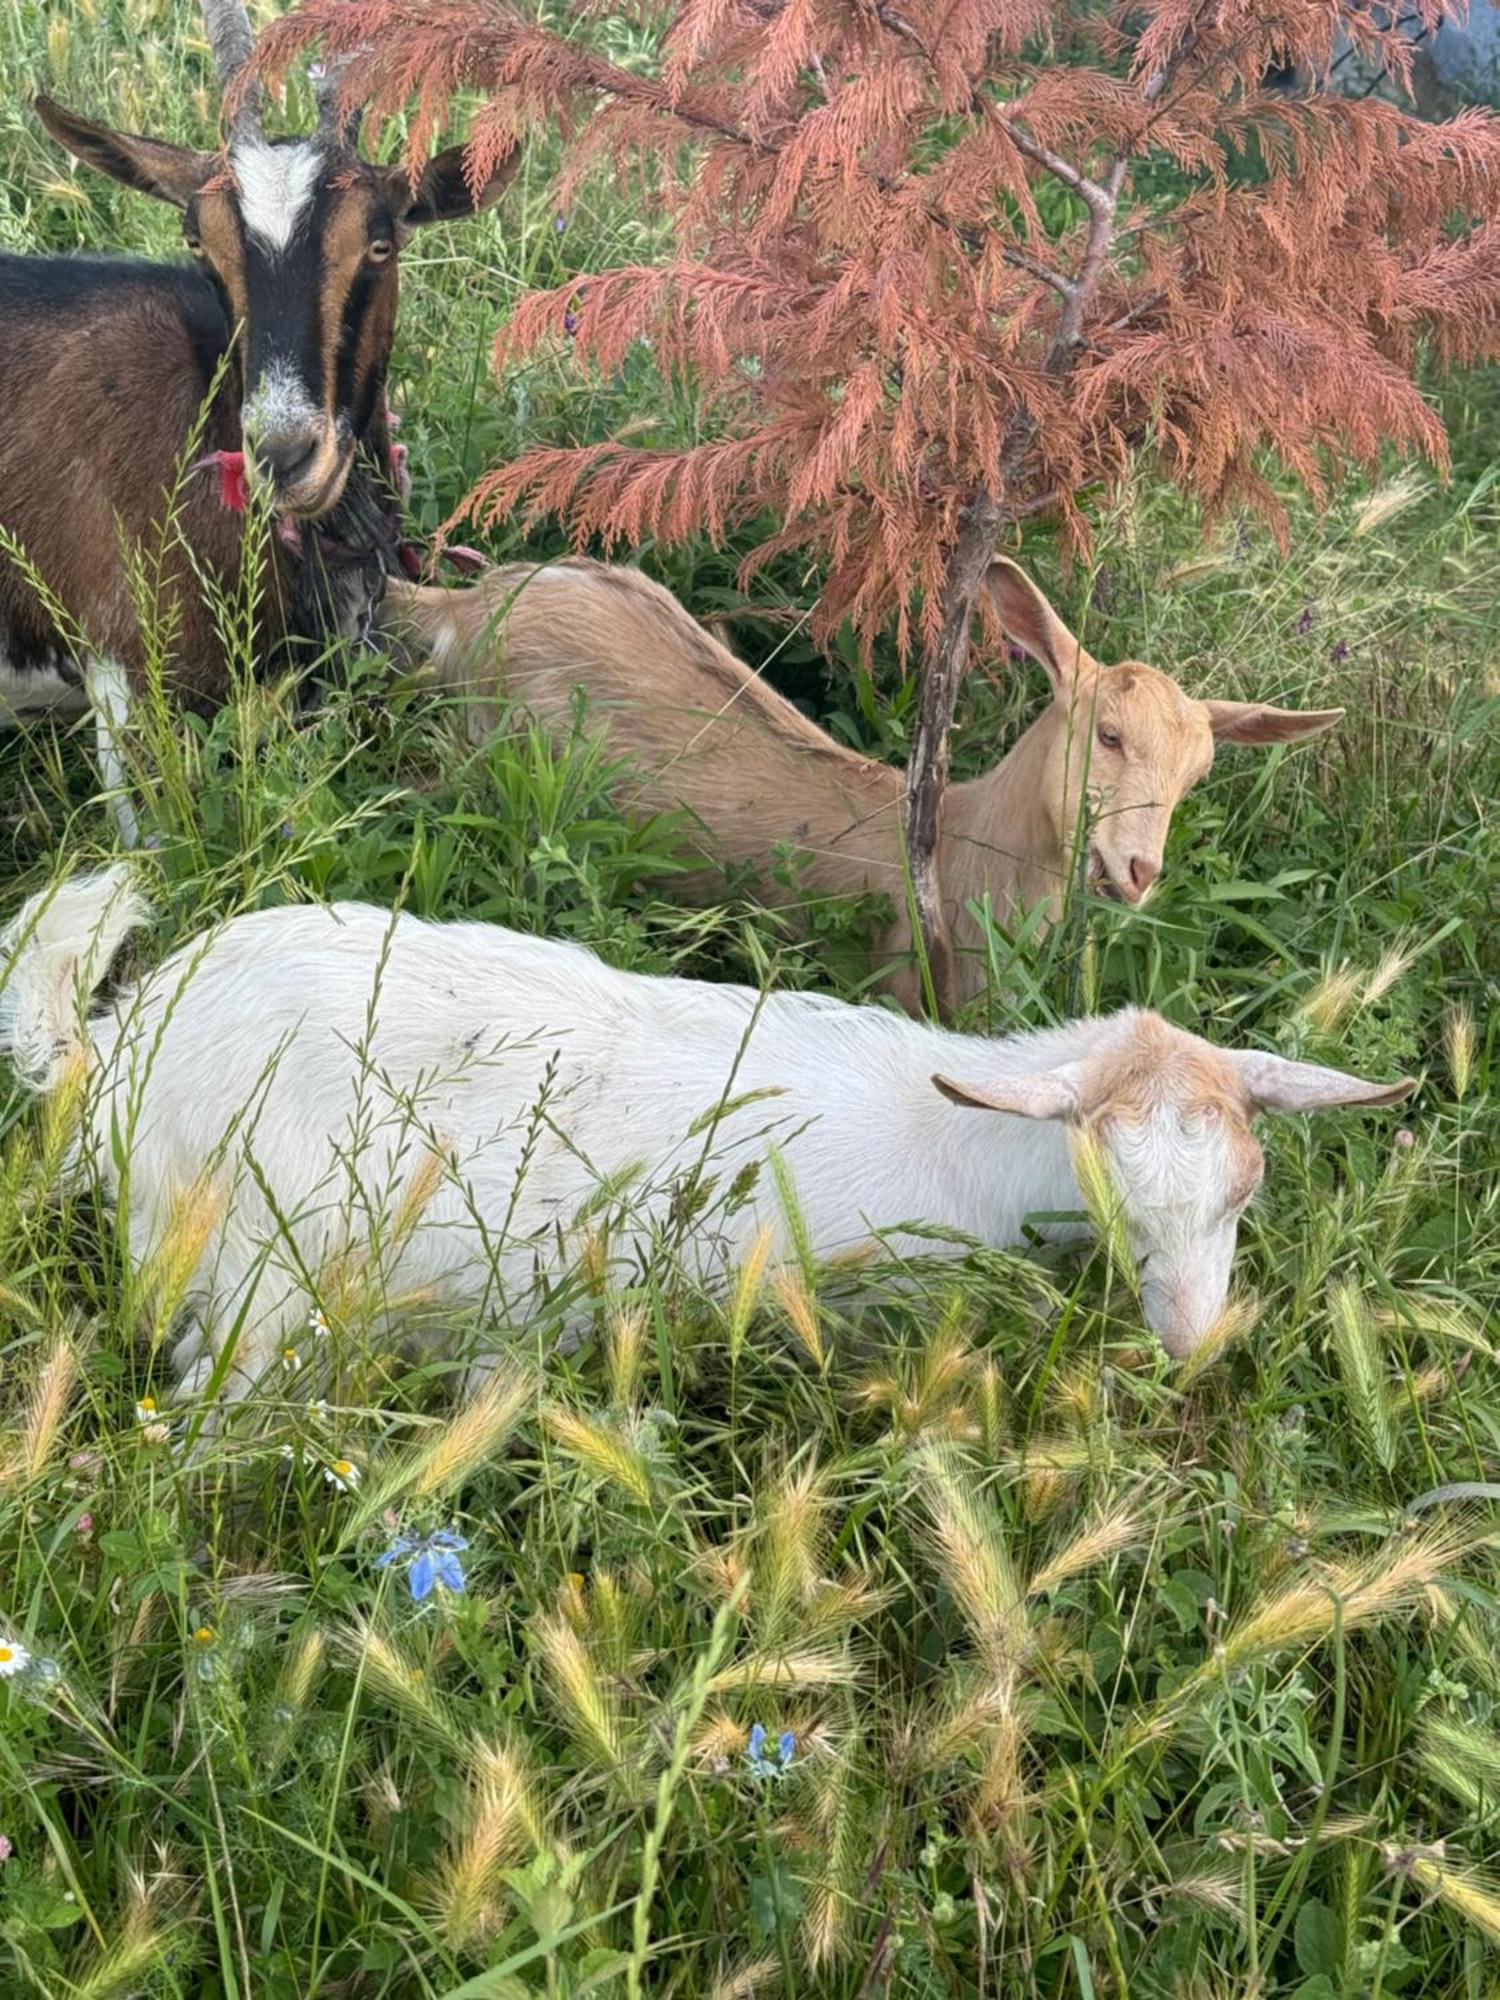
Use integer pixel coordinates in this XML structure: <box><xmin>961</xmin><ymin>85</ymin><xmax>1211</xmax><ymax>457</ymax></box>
<box><xmin>323</xmin><ymin>1457</ymin><xmax>360</xmax><ymax>1494</ymax></box>
<box><xmin>135</xmin><ymin>1395</ymin><xmax>160</xmax><ymax>1424</ymax></box>
<box><xmin>308</xmin><ymin>1309</ymin><xmax>331</xmax><ymax>1339</ymax></box>
<box><xmin>0</xmin><ymin>1640</ymin><xmax>31</xmax><ymax>1679</ymax></box>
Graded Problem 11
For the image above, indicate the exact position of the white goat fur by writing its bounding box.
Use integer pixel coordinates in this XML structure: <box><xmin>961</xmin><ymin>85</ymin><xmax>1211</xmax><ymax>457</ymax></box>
<box><xmin>0</xmin><ymin>869</ymin><xmax>1411</xmax><ymax>1394</ymax></box>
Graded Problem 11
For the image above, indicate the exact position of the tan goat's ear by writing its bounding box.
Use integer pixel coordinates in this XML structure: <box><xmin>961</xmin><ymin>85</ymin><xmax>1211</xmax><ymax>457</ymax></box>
<box><xmin>983</xmin><ymin>560</ymin><xmax>1091</xmax><ymax>694</ymax></box>
<box><xmin>35</xmin><ymin>98</ymin><xmax>215</xmax><ymax>208</ymax></box>
<box><xmin>1202</xmin><ymin>700</ymin><xmax>1344</xmax><ymax>745</ymax></box>
<box><xmin>933</xmin><ymin>1067</ymin><xmax>1082</xmax><ymax>1120</ymax></box>
<box><xmin>1229</xmin><ymin>1051</ymin><xmax>1416</xmax><ymax>1113</ymax></box>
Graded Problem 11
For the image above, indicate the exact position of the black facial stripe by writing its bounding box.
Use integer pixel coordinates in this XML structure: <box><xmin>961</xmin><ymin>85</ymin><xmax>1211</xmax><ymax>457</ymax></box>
<box><xmin>336</xmin><ymin>263</ymin><xmax>385</xmax><ymax>425</ymax></box>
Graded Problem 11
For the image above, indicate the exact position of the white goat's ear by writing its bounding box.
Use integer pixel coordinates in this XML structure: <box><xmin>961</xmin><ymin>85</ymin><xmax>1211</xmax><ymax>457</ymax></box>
<box><xmin>1202</xmin><ymin>700</ymin><xmax>1344</xmax><ymax>745</ymax></box>
<box><xmin>933</xmin><ymin>1067</ymin><xmax>1082</xmax><ymax>1120</ymax></box>
<box><xmin>983</xmin><ymin>560</ymin><xmax>1091</xmax><ymax>694</ymax></box>
<box><xmin>1230</xmin><ymin>1051</ymin><xmax>1416</xmax><ymax>1113</ymax></box>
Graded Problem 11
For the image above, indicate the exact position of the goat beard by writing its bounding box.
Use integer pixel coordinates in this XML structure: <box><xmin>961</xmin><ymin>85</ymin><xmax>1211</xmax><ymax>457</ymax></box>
<box><xmin>280</xmin><ymin>447</ymin><xmax>402</xmax><ymax>682</ymax></box>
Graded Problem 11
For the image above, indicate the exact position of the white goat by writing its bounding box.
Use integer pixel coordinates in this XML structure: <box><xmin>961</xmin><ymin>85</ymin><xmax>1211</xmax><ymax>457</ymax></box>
<box><xmin>0</xmin><ymin>869</ymin><xmax>1411</xmax><ymax>1397</ymax></box>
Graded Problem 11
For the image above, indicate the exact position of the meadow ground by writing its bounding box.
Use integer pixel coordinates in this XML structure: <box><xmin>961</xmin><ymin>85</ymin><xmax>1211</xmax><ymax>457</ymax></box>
<box><xmin>0</xmin><ymin>5</ymin><xmax>1498</xmax><ymax>1996</ymax></box>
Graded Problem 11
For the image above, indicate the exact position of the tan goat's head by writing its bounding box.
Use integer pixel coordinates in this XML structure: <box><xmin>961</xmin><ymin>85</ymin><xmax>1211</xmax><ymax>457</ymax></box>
<box><xmin>986</xmin><ymin>561</ymin><xmax>1342</xmax><ymax>906</ymax></box>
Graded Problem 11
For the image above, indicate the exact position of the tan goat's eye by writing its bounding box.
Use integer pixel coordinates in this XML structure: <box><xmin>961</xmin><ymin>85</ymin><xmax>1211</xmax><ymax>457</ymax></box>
<box><xmin>184</xmin><ymin>233</ymin><xmax>203</xmax><ymax>254</ymax></box>
<box><xmin>368</xmin><ymin>238</ymin><xmax>394</xmax><ymax>264</ymax></box>
<box><xmin>1097</xmin><ymin>725</ymin><xmax>1123</xmax><ymax>752</ymax></box>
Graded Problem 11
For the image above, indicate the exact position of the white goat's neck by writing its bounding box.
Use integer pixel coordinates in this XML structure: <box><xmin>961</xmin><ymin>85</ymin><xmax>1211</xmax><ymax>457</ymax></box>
<box><xmin>943</xmin><ymin>707</ymin><xmax>1070</xmax><ymax>936</ymax></box>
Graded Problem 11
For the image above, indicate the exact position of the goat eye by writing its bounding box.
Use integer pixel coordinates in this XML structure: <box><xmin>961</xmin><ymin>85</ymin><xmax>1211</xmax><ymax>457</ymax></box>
<box><xmin>367</xmin><ymin>238</ymin><xmax>394</xmax><ymax>264</ymax></box>
<box><xmin>1096</xmin><ymin>725</ymin><xmax>1123</xmax><ymax>753</ymax></box>
<box><xmin>184</xmin><ymin>233</ymin><xmax>203</xmax><ymax>254</ymax></box>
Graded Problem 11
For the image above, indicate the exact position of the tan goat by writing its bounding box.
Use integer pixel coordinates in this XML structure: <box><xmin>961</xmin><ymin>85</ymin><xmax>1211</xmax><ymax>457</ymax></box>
<box><xmin>380</xmin><ymin>558</ymin><xmax>1341</xmax><ymax>1010</ymax></box>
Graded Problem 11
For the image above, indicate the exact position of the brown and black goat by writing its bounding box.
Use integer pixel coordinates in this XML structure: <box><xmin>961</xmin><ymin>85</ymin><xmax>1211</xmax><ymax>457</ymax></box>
<box><xmin>0</xmin><ymin>0</ymin><xmax>517</xmax><ymax>842</ymax></box>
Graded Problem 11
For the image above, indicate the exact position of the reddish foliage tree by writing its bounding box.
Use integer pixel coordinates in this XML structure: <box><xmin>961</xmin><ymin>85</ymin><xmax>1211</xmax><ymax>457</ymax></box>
<box><xmin>266</xmin><ymin>0</ymin><xmax>1500</xmax><ymax>1010</ymax></box>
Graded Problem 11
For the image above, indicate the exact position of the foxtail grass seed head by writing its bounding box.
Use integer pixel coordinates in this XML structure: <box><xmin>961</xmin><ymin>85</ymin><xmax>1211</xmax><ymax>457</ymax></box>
<box><xmin>341</xmin><ymin>1618</ymin><xmax>459</xmax><ymax>1746</ymax></box>
<box><xmin>1299</xmin><ymin>964</ymin><xmax>1363</xmax><ymax>1035</ymax></box>
<box><xmin>533</xmin><ymin>1611</ymin><xmax>628</xmax><ymax>1770</ymax></box>
<box><xmin>1444</xmin><ymin>1003</ymin><xmax>1475</xmax><ymax>1100</ymax></box>
<box><xmin>913</xmin><ymin>1446</ymin><xmax>1026</xmax><ymax>1672</ymax></box>
<box><xmin>606</xmin><ymin>1305</ymin><xmax>647</xmax><ymax>1408</ymax></box>
<box><xmin>971</xmin><ymin>1359</ymin><xmax>1009</xmax><ymax>1458</ymax></box>
<box><xmin>1392</xmin><ymin>1851</ymin><xmax>1500</xmax><ymax>1947</ymax></box>
<box><xmin>140</xmin><ymin>1175</ymin><xmax>224</xmax><ymax>1344</ymax></box>
<box><xmin>0</xmin><ymin>1328</ymin><xmax>81</xmax><ymax>1490</ymax></box>
<box><xmin>385</xmin><ymin>1361</ymin><xmax>534</xmax><ymax>1517</ymax></box>
<box><xmin>1027</xmin><ymin>1503</ymin><xmax>1143</xmax><ymax>1597</ymax></box>
<box><xmin>1128</xmin><ymin>1521</ymin><xmax>1476</xmax><ymax>1749</ymax></box>
<box><xmin>708</xmin><ymin>1958</ymin><xmax>781</xmax><ymax>2000</ymax></box>
<box><xmin>705</xmin><ymin>1646</ymin><xmax>860</xmax><ymax>1695</ymax></box>
<box><xmin>1327</xmin><ymin>1281</ymin><xmax>1396</xmax><ymax>1473</ymax></box>
<box><xmin>1176</xmin><ymin>1294</ymin><xmax>1263</xmax><ymax>1387</ymax></box>
<box><xmin>433</xmin><ymin>1737</ymin><xmax>541</xmax><ymax>1949</ymax></box>
<box><xmin>275</xmin><ymin>1628</ymin><xmax>325</xmax><ymax>1718</ymax></box>
<box><xmin>727</xmin><ymin>1222</ymin><xmax>775</xmax><ymax>1358</ymax></box>
<box><xmin>1363</xmin><ymin>936</ymin><xmax>1418</xmax><ymax>1007</ymax></box>
<box><xmin>1353</xmin><ymin>467</ymin><xmax>1429</xmax><ymax>534</ymax></box>
<box><xmin>754</xmin><ymin>1459</ymin><xmax>828</xmax><ymax>1640</ymax></box>
<box><xmin>1417</xmin><ymin>1714</ymin><xmax>1500</xmax><ymax>1814</ymax></box>
<box><xmin>544</xmin><ymin>1405</ymin><xmax>654</xmax><ymax>1505</ymax></box>
<box><xmin>1067</xmin><ymin>1125</ymin><xmax>1136</xmax><ymax>1288</ymax></box>
<box><xmin>771</xmin><ymin>1267</ymin><xmax>825</xmax><ymax>1369</ymax></box>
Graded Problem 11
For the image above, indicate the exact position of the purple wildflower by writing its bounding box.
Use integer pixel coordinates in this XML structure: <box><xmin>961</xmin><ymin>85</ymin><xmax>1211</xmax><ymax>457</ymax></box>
<box><xmin>1297</xmin><ymin>603</ymin><xmax>1315</xmax><ymax>635</ymax></box>
<box><xmin>1329</xmin><ymin>639</ymin><xmax>1349</xmax><ymax>664</ymax></box>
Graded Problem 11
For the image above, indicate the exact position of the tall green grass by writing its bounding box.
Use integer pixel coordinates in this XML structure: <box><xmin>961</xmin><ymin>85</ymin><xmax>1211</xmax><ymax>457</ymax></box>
<box><xmin>1</xmin><ymin>4</ymin><xmax>1498</xmax><ymax>1994</ymax></box>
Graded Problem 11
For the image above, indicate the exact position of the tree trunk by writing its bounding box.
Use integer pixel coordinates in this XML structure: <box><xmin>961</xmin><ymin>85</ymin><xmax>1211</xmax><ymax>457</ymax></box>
<box><xmin>900</xmin><ymin>151</ymin><xmax>1125</xmax><ymax>1018</ymax></box>
<box><xmin>901</xmin><ymin>490</ymin><xmax>1006</xmax><ymax>1017</ymax></box>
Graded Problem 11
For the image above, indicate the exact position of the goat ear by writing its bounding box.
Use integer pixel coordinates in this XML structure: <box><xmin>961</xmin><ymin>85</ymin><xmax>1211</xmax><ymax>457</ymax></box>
<box><xmin>1202</xmin><ymin>699</ymin><xmax>1344</xmax><ymax>745</ymax></box>
<box><xmin>982</xmin><ymin>560</ymin><xmax>1091</xmax><ymax>694</ymax></box>
<box><xmin>381</xmin><ymin>142</ymin><xmax>521</xmax><ymax>228</ymax></box>
<box><xmin>932</xmin><ymin>1067</ymin><xmax>1081</xmax><ymax>1120</ymax></box>
<box><xmin>1229</xmin><ymin>1051</ymin><xmax>1416</xmax><ymax>1113</ymax></box>
<box><xmin>35</xmin><ymin>97</ymin><xmax>214</xmax><ymax>208</ymax></box>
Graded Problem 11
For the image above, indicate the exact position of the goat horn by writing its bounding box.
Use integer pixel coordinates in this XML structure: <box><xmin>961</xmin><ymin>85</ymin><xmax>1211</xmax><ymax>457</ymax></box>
<box><xmin>315</xmin><ymin>50</ymin><xmax>368</xmax><ymax>142</ymax></box>
<box><xmin>201</xmin><ymin>0</ymin><xmax>263</xmax><ymax>141</ymax></box>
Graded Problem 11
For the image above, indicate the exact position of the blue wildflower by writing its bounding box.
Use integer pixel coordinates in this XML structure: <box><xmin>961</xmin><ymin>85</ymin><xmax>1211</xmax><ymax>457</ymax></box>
<box><xmin>554</xmin><ymin>212</ymin><xmax>567</xmax><ymax>234</ymax></box>
<box><xmin>746</xmin><ymin>1722</ymin><xmax>796</xmax><ymax>1780</ymax></box>
<box><xmin>563</xmin><ymin>310</ymin><xmax>580</xmax><ymax>337</ymax></box>
<box><xmin>374</xmin><ymin>1528</ymin><xmax>468</xmax><ymax>1601</ymax></box>
<box><xmin>1297</xmin><ymin>603</ymin><xmax>1315</xmax><ymax>635</ymax></box>
<box><xmin>1329</xmin><ymin>638</ymin><xmax>1350</xmax><ymax>664</ymax></box>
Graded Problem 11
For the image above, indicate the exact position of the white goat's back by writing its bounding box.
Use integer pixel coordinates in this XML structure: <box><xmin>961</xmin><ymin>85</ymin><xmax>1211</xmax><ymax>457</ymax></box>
<box><xmin>66</xmin><ymin>899</ymin><xmax>1068</xmax><ymax>1389</ymax></box>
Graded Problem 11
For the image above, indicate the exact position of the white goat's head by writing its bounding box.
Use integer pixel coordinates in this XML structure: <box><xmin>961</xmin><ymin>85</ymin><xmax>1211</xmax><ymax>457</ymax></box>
<box><xmin>936</xmin><ymin>1012</ymin><xmax>1413</xmax><ymax>1356</ymax></box>
<box><xmin>986</xmin><ymin>562</ymin><xmax>1342</xmax><ymax>906</ymax></box>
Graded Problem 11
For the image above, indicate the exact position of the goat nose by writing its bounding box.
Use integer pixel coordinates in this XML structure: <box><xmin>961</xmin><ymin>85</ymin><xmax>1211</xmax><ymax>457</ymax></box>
<box><xmin>255</xmin><ymin>433</ymin><xmax>318</xmax><ymax>484</ymax></box>
<box><xmin>1127</xmin><ymin>855</ymin><xmax>1161</xmax><ymax>898</ymax></box>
